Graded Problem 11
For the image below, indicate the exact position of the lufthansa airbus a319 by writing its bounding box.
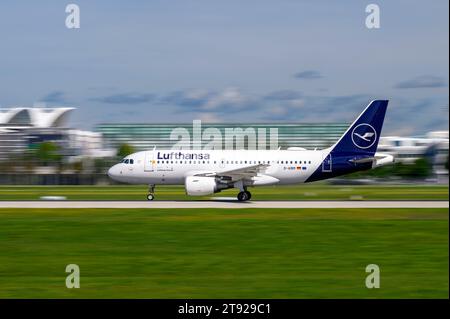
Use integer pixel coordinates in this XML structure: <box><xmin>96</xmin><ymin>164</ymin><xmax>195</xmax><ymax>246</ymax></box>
<box><xmin>108</xmin><ymin>100</ymin><xmax>394</xmax><ymax>201</ymax></box>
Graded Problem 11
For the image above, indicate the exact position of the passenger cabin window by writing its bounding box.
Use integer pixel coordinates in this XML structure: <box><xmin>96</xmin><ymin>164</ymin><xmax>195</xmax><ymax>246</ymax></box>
<box><xmin>129</xmin><ymin>159</ymin><xmax>134</xmax><ymax>164</ymax></box>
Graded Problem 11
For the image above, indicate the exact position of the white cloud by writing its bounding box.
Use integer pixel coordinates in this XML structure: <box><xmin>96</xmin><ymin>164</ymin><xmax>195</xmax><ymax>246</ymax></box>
<box><xmin>289</xmin><ymin>99</ymin><xmax>305</xmax><ymax>108</ymax></box>
<box><xmin>198</xmin><ymin>112</ymin><xmax>221</xmax><ymax>123</ymax></box>
<box><xmin>203</xmin><ymin>87</ymin><xmax>248</xmax><ymax>111</ymax></box>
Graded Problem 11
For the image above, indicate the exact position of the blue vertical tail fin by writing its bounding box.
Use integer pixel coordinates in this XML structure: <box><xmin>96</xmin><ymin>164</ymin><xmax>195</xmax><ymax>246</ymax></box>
<box><xmin>331</xmin><ymin>100</ymin><xmax>388</xmax><ymax>155</ymax></box>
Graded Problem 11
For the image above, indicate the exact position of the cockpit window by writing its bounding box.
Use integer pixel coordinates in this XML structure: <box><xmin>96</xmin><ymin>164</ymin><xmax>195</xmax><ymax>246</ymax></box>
<box><xmin>121</xmin><ymin>158</ymin><xmax>134</xmax><ymax>164</ymax></box>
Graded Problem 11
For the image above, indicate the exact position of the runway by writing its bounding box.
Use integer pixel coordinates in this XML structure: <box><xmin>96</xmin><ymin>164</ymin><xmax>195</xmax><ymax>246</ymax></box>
<box><xmin>0</xmin><ymin>200</ymin><xmax>447</xmax><ymax>209</ymax></box>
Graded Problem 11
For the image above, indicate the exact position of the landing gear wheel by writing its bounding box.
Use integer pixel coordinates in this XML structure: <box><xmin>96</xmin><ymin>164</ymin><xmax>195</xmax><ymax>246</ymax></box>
<box><xmin>237</xmin><ymin>191</ymin><xmax>250</xmax><ymax>202</ymax></box>
<box><xmin>147</xmin><ymin>184</ymin><xmax>155</xmax><ymax>201</ymax></box>
<box><xmin>245</xmin><ymin>191</ymin><xmax>252</xmax><ymax>200</ymax></box>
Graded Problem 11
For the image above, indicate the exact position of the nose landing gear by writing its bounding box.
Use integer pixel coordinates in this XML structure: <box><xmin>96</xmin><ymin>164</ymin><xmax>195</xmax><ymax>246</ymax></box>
<box><xmin>147</xmin><ymin>184</ymin><xmax>155</xmax><ymax>201</ymax></box>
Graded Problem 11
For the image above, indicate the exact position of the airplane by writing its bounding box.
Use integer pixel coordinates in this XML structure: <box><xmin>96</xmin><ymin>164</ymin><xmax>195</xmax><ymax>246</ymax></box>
<box><xmin>108</xmin><ymin>100</ymin><xmax>394</xmax><ymax>201</ymax></box>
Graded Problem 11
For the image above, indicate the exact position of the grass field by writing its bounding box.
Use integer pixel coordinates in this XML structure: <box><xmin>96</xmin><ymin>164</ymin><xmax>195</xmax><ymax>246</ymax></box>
<box><xmin>0</xmin><ymin>184</ymin><xmax>448</xmax><ymax>201</ymax></box>
<box><xmin>0</xmin><ymin>207</ymin><xmax>448</xmax><ymax>298</ymax></box>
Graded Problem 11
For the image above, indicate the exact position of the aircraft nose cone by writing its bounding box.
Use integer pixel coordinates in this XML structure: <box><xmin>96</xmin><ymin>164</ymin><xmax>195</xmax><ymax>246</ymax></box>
<box><xmin>107</xmin><ymin>167</ymin><xmax>113</xmax><ymax>178</ymax></box>
<box><xmin>107</xmin><ymin>164</ymin><xmax>121</xmax><ymax>180</ymax></box>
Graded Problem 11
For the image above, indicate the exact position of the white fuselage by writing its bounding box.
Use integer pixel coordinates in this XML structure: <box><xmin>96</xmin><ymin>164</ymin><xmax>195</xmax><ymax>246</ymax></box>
<box><xmin>106</xmin><ymin>100</ymin><xmax>393</xmax><ymax>200</ymax></box>
<box><xmin>108</xmin><ymin>149</ymin><xmax>328</xmax><ymax>186</ymax></box>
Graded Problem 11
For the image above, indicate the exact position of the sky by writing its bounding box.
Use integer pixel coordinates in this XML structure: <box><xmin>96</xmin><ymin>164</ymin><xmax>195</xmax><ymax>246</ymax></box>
<box><xmin>0</xmin><ymin>0</ymin><xmax>448</xmax><ymax>135</ymax></box>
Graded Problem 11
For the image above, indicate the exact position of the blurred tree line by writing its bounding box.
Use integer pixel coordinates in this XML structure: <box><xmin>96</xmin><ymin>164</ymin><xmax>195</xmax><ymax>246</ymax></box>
<box><xmin>0</xmin><ymin>140</ymin><xmax>444</xmax><ymax>181</ymax></box>
<box><xmin>348</xmin><ymin>157</ymin><xmax>434</xmax><ymax>179</ymax></box>
<box><xmin>0</xmin><ymin>142</ymin><xmax>135</xmax><ymax>175</ymax></box>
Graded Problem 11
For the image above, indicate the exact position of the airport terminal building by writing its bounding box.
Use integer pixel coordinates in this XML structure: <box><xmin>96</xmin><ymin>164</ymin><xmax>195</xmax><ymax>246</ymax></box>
<box><xmin>0</xmin><ymin>107</ymin><xmax>110</xmax><ymax>162</ymax></box>
<box><xmin>95</xmin><ymin>122</ymin><xmax>349</xmax><ymax>151</ymax></box>
<box><xmin>0</xmin><ymin>107</ymin><xmax>74</xmax><ymax>161</ymax></box>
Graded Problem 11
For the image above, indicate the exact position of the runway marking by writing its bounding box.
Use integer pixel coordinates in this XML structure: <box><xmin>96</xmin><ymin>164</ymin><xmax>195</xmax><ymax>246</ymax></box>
<box><xmin>0</xmin><ymin>201</ymin><xmax>447</xmax><ymax>209</ymax></box>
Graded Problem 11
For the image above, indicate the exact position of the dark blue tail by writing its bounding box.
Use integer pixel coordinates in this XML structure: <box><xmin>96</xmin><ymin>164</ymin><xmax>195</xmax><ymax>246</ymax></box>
<box><xmin>330</xmin><ymin>100</ymin><xmax>388</xmax><ymax>156</ymax></box>
<box><xmin>305</xmin><ymin>100</ymin><xmax>388</xmax><ymax>183</ymax></box>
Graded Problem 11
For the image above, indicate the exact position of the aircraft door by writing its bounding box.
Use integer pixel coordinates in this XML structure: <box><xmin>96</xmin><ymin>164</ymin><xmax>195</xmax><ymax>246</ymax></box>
<box><xmin>144</xmin><ymin>151</ymin><xmax>155</xmax><ymax>172</ymax></box>
<box><xmin>322</xmin><ymin>153</ymin><xmax>332</xmax><ymax>172</ymax></box>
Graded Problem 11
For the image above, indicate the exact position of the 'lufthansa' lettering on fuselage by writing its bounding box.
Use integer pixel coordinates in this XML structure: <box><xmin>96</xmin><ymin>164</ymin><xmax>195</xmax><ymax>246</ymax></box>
<box><xmin>157</xmin><ymin>152</ymin><xmax>211</xmax><ymax>160</ymax></box>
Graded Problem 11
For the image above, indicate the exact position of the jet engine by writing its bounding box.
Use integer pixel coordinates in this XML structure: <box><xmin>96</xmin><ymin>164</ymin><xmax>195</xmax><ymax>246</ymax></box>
<box><xmin>185</xmin><ymin>176</ymin><xmax>226</xmax><ymax>196</ymax></box>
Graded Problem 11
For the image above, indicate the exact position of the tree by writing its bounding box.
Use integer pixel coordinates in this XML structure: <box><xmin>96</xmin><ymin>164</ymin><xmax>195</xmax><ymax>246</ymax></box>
<box><xmin>93</xmin><ymin>158</ymin><xmax>113</xmax><ymax>174</ymax></box>
<box><xmin>35</xmin><ymin>142</ymin><xmax>62</xmax><ymax>166</ymax></box>
<box><xmin>409</xmin><ymin>158</ymin><xmax>433</xmax><ymax>178</ymax></box>
<box><xmin>345</xmin><ymin>156</ymin><xmax>433</xmax><ymax>180</ymax></box>
<box><xmin>72</xmin><ymin>161</ymin><xmax>83</xmax><ymax>173</ymax></box>
<box><xmin>393</xmin><ymin>158</ymin><xmax>432</xmax><ymax>179</ymax></box>
<box><xmin>117</xmin><ymin>143</ymin><xmax>135</xmax><ymax>158</ymax></box>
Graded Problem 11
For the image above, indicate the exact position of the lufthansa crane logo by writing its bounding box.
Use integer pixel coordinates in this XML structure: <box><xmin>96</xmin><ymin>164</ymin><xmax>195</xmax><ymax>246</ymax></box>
<box><xmin>351</xmin><ymin>123</ymin><xmax>377</xmax><ymax>149</ymax></box>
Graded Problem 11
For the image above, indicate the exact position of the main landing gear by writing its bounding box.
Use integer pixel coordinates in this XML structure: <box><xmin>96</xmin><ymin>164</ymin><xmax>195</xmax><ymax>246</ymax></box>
<box><xmin>235</xmin><ymin>180</ymin><xmax>251</xmax><ymax>202</ymax></box>
<box><xmin>147</xmin><ymin>184</ymin><xmax>155</xmax><ymax>201</ymax></box>
<box><xmin>237</xmin><ymin>190</ymin><xmax>252</xmax><ymax>201</ymax></box>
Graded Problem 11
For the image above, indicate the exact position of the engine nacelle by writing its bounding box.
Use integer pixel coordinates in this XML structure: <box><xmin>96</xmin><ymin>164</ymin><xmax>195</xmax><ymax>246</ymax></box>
<box><xmin>185</xmin><ymin>176</ymin><xmax>219</xmax><ymax>196</ymax></box>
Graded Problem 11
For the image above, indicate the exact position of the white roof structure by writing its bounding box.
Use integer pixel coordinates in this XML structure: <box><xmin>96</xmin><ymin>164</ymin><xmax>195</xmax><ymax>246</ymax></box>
<box><xmin>0</xmin><ymin>107</ymin><xmax>74</xmax><ymax>128</ymax></box>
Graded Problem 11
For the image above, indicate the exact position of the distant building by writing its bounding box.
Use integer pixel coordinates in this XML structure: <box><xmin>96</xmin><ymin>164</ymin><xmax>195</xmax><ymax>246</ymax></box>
<box><xmin>0</xmin><ymin>107</ymin><xmax>113</xmax><ymax>161</ymax></box>
<box><xmin>95</xmin><ymin>122</ymin><xmax>349</xmax><ymax>151</ymax></box>
<box><xmin>378</xmin><ymin>131</ymin><xmax>449</xmax><ymax>175</ymax></box>
<box><xmin>0</xmin><ymin>107</ymin><xmax>73</xmax><ymax>160</ymax></box>
<box><xmin>0</xmin><ymin>107</ymin><xmax>74</xmax><ymax>128</ymax></box>
<box><xmin>65</xmin><ymin>129</ymin><xmax>115</xmax><ymax>162</ymax></box>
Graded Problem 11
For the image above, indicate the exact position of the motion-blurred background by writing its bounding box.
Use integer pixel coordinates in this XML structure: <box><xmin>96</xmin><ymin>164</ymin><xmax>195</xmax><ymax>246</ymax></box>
<box><xmin>0</xmin><ymin>1</ymin><xmax>448</xmax><ymax>185</ymax></box>
<box><xmin>0</xmin><ymin>105</ymin><xmax>447</xmax><ymax>185</ymax></box>
<box><xmin>0</xmin><ymin>1</ymin><xmax>448</xmax><ymax>299</ymax></box>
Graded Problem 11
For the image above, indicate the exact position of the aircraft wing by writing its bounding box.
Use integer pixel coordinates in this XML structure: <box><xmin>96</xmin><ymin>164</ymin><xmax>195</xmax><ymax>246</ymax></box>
<box><xmin>194</xmin><ymin>164</ymin><xmax>270</xmax><ymax>181</ymax></box>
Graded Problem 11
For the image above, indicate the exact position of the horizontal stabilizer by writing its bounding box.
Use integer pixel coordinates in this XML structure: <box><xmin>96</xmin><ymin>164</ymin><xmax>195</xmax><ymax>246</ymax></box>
<box><xmin>349</xmin><ymin>153</ymin><xmax>394</xmax><ymax>166</ymax></box>
<box><xmin>349</xmin><ymin>157</ymin><xmax>376</xmax><ymax>164</ymax></box>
